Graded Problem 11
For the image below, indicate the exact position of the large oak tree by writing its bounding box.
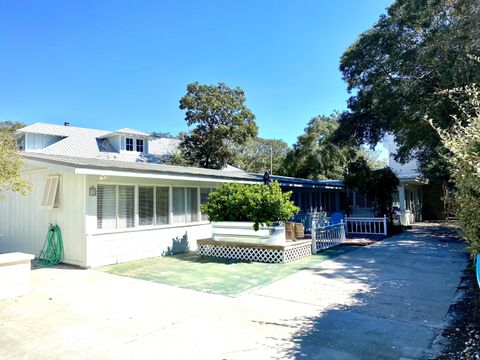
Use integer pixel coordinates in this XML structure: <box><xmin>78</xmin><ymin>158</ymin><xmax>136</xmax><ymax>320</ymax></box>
<box><xmin>335</xmin><ymin>0</ymin><xmax>480</xmax><ymax>181</ymax></box>
<box><xmin>178</xmin><ymin>82</ymin><xmax>258</xmax><ymax>169</ymax></box>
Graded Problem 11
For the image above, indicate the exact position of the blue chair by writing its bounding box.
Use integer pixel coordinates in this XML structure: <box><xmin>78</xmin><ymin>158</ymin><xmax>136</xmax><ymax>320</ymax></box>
<box><xmin>330</xmin><ymin>212</ymin><xmax>344</xmax><ymax>225</ymax></box>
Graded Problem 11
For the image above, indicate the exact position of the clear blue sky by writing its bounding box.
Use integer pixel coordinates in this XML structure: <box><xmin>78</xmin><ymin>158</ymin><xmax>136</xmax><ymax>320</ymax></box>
<box><xmin>0</xmin><ymin>0</ymin><xmax>393</xmax><ymax>146</ymax></box>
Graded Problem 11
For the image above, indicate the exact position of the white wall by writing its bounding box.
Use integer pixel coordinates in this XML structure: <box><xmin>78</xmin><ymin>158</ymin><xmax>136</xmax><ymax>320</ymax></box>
<box><xmin>0</xmin><ymin>167</ymin><xmax>86</xmax><ymax>266</ymax></box>
<box><xmin>84</xmin><ymin>174</ymin><xmax>220</xmax><ymax>267</ymax></box>
<box><xmin>383</xmin><ymin>134</ymin><xmax>419</xmax><ymax>175</ymax></box>
<box><xmin>85</xmin><ymin>223</ymin><xmax>212</xmax><ymax>267</ymax></box>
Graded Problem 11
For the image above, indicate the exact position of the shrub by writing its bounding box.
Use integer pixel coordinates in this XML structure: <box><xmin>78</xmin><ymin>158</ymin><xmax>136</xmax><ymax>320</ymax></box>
<box><xmin>201</xmin><ymin>181</ymin><xmax>299</xmax><ymax>231</ymax></box>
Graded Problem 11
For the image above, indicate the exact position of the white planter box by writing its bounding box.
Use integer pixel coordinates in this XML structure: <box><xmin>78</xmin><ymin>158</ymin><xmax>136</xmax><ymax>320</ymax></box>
<box><xmin>0</xmin><ymin>252</ymin><xmax>35</xmax><ymax>300</ymax></box>
<box><xmin>212</xmin><ymin>222</ymin><xmax>286</xmax><ymax>245</ymax></box>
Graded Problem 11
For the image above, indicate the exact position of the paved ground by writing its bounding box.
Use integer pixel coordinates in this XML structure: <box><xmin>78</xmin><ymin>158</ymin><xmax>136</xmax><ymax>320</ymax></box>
<box><xmin>0</xmin><ymin>223</ymin><xmax>467</xmax><ymax>359</ymax></box>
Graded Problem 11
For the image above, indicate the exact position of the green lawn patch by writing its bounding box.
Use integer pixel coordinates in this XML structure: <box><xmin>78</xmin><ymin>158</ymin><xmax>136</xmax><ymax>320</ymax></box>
<box><xmin>100</xmin><ymin>245</ymin><xmax>357</xmax><ymax>296</ymax></box>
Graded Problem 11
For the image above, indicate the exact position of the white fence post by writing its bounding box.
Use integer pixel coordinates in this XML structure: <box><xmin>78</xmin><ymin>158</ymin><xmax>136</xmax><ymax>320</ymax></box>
<box><xmin>311</xmin><ymin>227</ymin><xmax>317</xmax><ymax>254</ymax></box>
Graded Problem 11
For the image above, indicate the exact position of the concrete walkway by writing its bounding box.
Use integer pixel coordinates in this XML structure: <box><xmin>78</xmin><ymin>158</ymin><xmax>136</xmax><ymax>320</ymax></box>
<box><xmin>0</xmin><ymin>223</ymin><xmax>467</xmax><ymax>359</ymax></box>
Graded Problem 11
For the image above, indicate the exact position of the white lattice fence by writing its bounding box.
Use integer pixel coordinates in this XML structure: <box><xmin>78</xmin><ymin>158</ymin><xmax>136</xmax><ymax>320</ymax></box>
<box><xmin>197</xmin><ymin>240</ymin><xmax>311</xmax><ymax>263</ymax></box>
<box><xmin>311</xmin><ymin>223</ymin><xmax>346</xmax><ymax>253</ymax></box>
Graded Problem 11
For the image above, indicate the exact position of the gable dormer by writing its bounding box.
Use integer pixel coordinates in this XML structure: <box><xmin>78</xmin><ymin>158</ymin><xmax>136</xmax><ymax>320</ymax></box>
<box><xmin>101</xmin><ymin>128</ymin><xmax>152</xmax><ymax>155</ymax></box>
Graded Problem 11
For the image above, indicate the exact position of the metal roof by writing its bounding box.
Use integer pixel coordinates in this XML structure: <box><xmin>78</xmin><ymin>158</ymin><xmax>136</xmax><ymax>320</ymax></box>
<box><xmin>16</xmin><ymin>123</ymin><xmax>178</xmax><ymax>162</ymax></box>
<box><xmin>22</xmin><ymin>152</ymin><xmax>343</xmax><ymax>188</ymax></box>
<box><xmin>102</xmin><ymin>128</ymin><xmax>152</xmax><ymax>138</ymax></box>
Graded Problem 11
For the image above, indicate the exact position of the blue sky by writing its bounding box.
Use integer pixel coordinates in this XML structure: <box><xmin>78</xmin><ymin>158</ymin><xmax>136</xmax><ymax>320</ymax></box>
<box><xmin>0</xmin><ymin>0</ymin><xmax>393</xmax><ymax>146</ymax></box>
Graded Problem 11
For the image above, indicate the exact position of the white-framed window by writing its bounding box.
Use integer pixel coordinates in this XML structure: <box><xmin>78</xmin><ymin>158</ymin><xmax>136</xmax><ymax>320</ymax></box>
<box><xmin>42</xmin><ymin>175</ymin><xmax>60</xmax><ymax>210</ymax></box>
<box><xmin>155</xmin><ymin>187</ymin><xmax>169</xmax><ymax>225</ymax></box>
<box><xmin>172</xmin><ymin>187</ymin><xmax>199</xmax><ymax>224</ymax></box>
<box><xmin>97</xmin><ymin>184</ymin><xmax>135</xmax><ymax>229</ymax></box>
<box><xmin>126</xmin><ymin>138</ymin><xmax>134</xmax><ymax>151</ymax></box>
<box><xmin>139</xmin><ymin>186</ymin><xmax>154</xmax><ymax>226</ymax></box>
<box><xmin>138</xmin><ymin>186</ymin><xmax>170</xmax><ymax>226</ymax></box>
<box><xmin>97</xmin><ymin>184</ymin><xmax>203</xmax><ymax>230</ymax></box>
<box><xmin>136</xmin><ymin>139</ymin><xmax>144</xmax><ymax>152</ymax></box>
<box><xmin>200</xmin><ymin>187</ymin><xmax>214</xmax><ymax>221</ymax></box>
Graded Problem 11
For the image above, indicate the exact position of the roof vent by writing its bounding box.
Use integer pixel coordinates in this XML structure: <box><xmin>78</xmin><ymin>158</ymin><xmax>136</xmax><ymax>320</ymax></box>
<box><xmin>64</xmin><ymin>122</ymin><xmax>70</xmax><ymax>126</ymax></box>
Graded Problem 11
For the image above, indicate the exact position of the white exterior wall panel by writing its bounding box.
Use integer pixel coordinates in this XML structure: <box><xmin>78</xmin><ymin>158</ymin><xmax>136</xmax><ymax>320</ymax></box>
<box><xmin>84</xmin><ymin>174</ymin><xmax>218</xmax><ymax>267</ymax></box>
<box><xmin>85</xmin><ymin>224</ymin><xmax>212</xmax><ymax>267</ymax></box>
<box><xmin>0</xmin><ymin>168</ymin><xmax>86</xmax><ymax>266</ymax></box>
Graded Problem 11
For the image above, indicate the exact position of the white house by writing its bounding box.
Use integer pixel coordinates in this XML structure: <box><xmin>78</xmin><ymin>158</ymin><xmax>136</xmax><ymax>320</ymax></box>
<box><xmin>0</xmin><ymin>123</ymin><xmax>343</xmax><ymax>267</ymax></box>
<box><xmin>382</xmin><ymin>135</ymin><xmax>426</xmax><ymax>226</ymax></box>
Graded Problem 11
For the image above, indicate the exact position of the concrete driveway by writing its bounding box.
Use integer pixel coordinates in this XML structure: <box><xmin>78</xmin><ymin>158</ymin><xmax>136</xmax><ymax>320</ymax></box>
<box><xmin>0</xmin><ymin>223</ymin><xmax>466</xmax><ymax>359</ymax></box>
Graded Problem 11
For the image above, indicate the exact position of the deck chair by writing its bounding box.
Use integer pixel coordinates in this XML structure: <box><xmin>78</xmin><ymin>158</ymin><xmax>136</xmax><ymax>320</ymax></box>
<box><xmin>330</xmin><ymin>212</ymin><xmax>344</xmax><ymax>225</ymax></box>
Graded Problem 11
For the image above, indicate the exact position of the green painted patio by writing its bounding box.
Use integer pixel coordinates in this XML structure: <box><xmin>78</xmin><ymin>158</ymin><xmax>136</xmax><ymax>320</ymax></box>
<box><xmin>101</xmin><ymin>245</ymin><xmax>357</xmax><ymax>296</ymax></box>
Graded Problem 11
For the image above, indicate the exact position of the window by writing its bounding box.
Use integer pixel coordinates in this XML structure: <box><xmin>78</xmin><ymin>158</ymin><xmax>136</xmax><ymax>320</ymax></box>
<box><xmin>155</xmin><ymin>187</ymin><xmax>169</xmax><ymax>225</ymax></box>
<box><xmin>136</xmin><ymin>139</ymin><xmax>144</xmax><ymax>152</ymax></box>
<box><xmin>186</xmin><ymin>188</ymin><xmax>198</xmax><ymax>222</ymax></box>
<box><xmin>97</xmin><ymin>185</ymin><xmax>117</xmax><ymax>229</ymax></box>
<box><xmin>200</xmin><ymin>188</ymin><xmax>213</xmax><ymax>221</ymax></box>
<box><xmin>97</xmin><ymin>185</ymin><xmax>135</xmax><ymax>229</ymax></box>
<box><xmin>139</xmin><ymin>186</ymin><xmax>154</xmax><ymax>226</ymax></box>
<box><xmin>173</xmin><ymin>187</ymin><xmax>199</xmax><ymax>224</ymax></box>
<box><xmin>172</xmin><ymin>187</ymin><xmax>186</xmax><ymax>224</ymax></box>
<box><xmin>42</xmin><ymin>176</ymin><xmax>60</xmax><ymax>210</ymax></box>
<box><xmin>126</xmin><ymin>138</ymin><xmax>133</xmax><ymax>151</ymax></box>
<box><xmin>117</xmin><ymin>185</ymin><xmax>135</xmax><ymax>228</ymax></box>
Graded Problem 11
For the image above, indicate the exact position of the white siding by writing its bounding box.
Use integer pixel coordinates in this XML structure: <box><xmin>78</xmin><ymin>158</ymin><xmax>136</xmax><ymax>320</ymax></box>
<box><xmin>84</xmin><ymin>175</ymin><xmax>219</xmax><ymax>267</ymax></box>
<box><xmin>86</xmin><ymin>223</ymin><xmax>212</xmax><ymax>267</ymax></box>
<box><xmin>0</xmin><ymin>168</ymin><xmax>86</xmax><ymax>266</ymax></box>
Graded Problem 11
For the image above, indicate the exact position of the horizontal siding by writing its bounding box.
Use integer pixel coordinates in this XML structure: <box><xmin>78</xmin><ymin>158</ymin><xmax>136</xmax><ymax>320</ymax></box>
<box><xmin>86</xmin><ymin>223</ymin><xmax>212</xmax><ymax>267</ymax></box>
<box><xmin>0</xmin><ymin>168</ymin><xmax>85</xmax><ymax>266</ymax></box>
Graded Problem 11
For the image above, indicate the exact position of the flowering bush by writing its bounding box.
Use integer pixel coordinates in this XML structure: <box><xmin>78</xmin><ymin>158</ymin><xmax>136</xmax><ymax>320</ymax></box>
<box><xmin>201</xmin><ymin>181</ymin><xmax>299</xmax><ymax>231</ymax></box>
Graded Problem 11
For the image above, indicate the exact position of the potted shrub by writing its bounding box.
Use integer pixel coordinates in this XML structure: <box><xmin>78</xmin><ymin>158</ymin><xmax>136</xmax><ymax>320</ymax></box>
<box><xmin>201</xmin><ymin>181</ymin><xmax>299</xmax><ymax>245</ymax></box>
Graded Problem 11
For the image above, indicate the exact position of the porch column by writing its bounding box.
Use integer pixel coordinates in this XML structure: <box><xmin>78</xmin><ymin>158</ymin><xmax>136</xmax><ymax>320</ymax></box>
<box><xmin>397</xmin><ymin>185</ymin><xmax>406</xmax><ymax>225</ymax></box>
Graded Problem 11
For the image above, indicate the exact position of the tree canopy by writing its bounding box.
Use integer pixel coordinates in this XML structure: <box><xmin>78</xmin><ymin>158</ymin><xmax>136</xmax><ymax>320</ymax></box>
<box><xmin>282</xmin><ymin>115</ymin><xmax>360</xmax><ymax>180</ymax></box>
<box><xmin>0</xmin><ymin>129</ymin><xmax>30</xmax><ymax>197</ymax></box>
<box><xmin>430</xmin><ymin>83</ymin><xmax>480</xmax><ymax>254</ymax></box>
<box><xmin>231</xmin><ymin>137</ymin><xmax>289</xmax><ymax>174</ymax></box>
<box><xmin>345</xmin><ymin>158</ymin><xmax>399</xmax><ymax>220</ymax></box>
<box><xmin>178</xmin><ymin>82</ymin><xmax>258</xmax><ymax>169</ymax></box>
<box><xmin>335</xmin><ymin>0</ymin><xmax>480</xmax><ymax>179</ymax></box>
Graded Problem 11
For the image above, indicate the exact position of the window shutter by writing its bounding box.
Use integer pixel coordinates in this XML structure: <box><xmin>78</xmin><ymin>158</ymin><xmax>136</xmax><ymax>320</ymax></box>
<box><xmin>41</xmin><ymin>176</ymin><xmax>60</xmax><ymax>210</ymax></box>
<box><xmin>118</xmin><ymin>185</ymin><xmax>135</xmax><ymax>228</ymax></box>
<box><xmin>97</xmin><ymin>185</ymin><xmax>116</xmax><ymax>229</ymax></box>
<box><xmin>139</xmin><ymin>186</ymin><xmax>154</xmax><ymax>226</ymax></box>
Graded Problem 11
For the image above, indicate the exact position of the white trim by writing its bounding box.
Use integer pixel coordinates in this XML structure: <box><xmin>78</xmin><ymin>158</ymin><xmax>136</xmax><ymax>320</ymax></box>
<box><xmin>41</xmin><ymin>175</ymin><xmax>60</xmax><ymax>210</ymax></box>
<box><xmin>75</xmin><ymin>167</ymin><xmax>257</xmax><ymax>184</ymax></box>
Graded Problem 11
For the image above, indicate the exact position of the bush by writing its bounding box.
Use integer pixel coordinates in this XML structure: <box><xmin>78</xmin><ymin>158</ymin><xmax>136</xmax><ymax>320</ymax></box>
<box><xmin>201</xmin><ymin>181</ymin><xmax>299</xmax><ymax>231</ymax></box>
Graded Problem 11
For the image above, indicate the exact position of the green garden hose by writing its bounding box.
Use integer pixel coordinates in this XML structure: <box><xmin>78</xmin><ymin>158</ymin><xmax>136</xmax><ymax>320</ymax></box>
<box><xmin>39</xmin><ymin>224</ymin><xmax>64</xmax><ymax>266</ymax></box>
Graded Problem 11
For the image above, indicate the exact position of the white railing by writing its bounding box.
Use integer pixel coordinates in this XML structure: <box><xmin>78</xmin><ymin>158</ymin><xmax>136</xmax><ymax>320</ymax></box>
<box><xmin>344</xmin><ymin>215</ymin><xmax>387</xmax><ymax>236</ymax></box>
<box><xmin>292</xmin><ymin>213</ymin><xmax>328</xmax><ymax>233</ymax></box>
<box><xmin>311</xmin><ymin>222</ymin><xmax>346</xmax><ymax>253</ymax></box>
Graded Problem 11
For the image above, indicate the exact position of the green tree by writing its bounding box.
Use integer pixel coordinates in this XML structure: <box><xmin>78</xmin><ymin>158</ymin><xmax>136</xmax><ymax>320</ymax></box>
<box><xmin>0</xmin><ymin>129</ymin><xmax>31</xmax><ymax>196</ymax></box>
<box><xmin>201</xmin><ymin>181</ymin><xmax>299</xmax><ymax>231</ymax></box>
<box><xmin>430</xmin><ymin>83</ymin><xmax>480</xmax><ymax>255</ymax></box>
<box><xmin>345</xmin><ymin>158</ymin><xmax>399</xmax><ymax>220</ymax></box>
<box><xmin>335</xmin><ymin>0</ymin><xmax>480</xmax><ymax>180</ymax></box>
<box><xmin>0</xmin><ymin>121</ymin><xmax>25</xmax><ymax>133</ymax></box>
<box><xmin>231</xmin><ymin>137</ymin><xmax>290</xmax><ymax>174</ymax></box>
<box><xmin>178</xmin><ymin>82</ymin><xmax>258</xmax><ymax>169</ymax></box>
<box><xmin>282</xmin><ymin>115</ymin><xmax>359</xmax><ymax>180</ymax></box>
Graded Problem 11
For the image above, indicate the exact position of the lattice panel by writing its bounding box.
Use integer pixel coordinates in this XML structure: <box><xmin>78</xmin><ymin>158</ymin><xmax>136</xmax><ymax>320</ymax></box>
<box><xmin>284</xmin><ymin>244</ymin><xmax>312</xmax><ymax>263</ymax></box>
<box><xmin>198</xmin><ymin>243</ymin><xmax>311</xmax><ymax>264</ymax></box>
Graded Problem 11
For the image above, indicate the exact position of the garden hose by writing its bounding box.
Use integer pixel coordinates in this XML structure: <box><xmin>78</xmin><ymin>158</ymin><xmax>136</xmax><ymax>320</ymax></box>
<box><xmin>39</xmin><ymin>224</ymin><xmax>64</xmax><ymax>266</ymax></box>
